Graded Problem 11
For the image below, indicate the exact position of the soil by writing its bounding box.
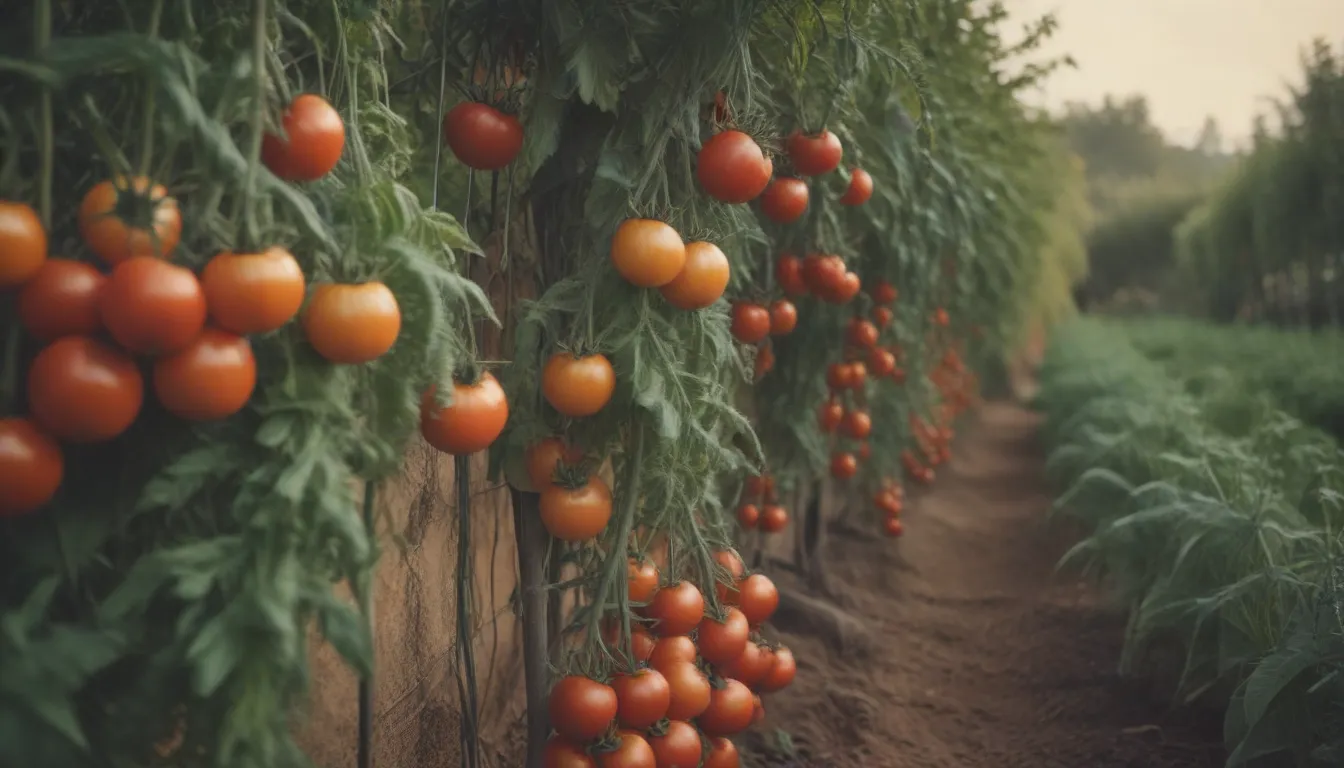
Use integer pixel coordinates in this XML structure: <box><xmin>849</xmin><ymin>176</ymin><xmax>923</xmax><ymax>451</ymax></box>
<box><xmin>738</xmin><ymin>401</ymin><xmax>1227</xmax><ymax>768</ymax></box>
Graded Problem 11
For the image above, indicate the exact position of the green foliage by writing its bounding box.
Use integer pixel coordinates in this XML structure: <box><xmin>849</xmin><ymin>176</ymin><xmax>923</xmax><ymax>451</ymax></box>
<box><xmin>1038</xmin><ymin>318</ymin><xmax>1344</xmax><ymax>765</ymax></box>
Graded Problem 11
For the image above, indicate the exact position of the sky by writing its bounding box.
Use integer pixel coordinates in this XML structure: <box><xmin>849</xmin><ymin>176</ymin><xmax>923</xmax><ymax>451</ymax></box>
<box><xmin>1004</xmin><ymin>0</ymin><xmax>1344</xmax><ymax>148</ymax></box>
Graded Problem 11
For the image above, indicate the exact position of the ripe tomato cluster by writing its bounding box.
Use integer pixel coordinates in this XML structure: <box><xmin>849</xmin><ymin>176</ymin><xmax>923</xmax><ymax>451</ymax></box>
<box><xmin>899</xmin><ymin>345</ymin><xmax>977</xmax><ymax>487</ymax></box>
<box><xmin>734</xmin><ymin>474</ymin><xmax>789</xmax><ymax>533</ymax></box>
<box><xmin>609</xmin><ymin>219</ymin><xmax>732</xmax><ymax>313</ymax></box>
<box><xmin>544</xmin><ymin>550</ymin><xmax>792</xmax><ymax>768</ymax></box>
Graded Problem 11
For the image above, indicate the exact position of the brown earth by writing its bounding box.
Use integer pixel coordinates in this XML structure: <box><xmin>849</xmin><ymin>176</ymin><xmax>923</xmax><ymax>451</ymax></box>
<box><xmin>738</xmin><ymin>402</ymin><xmax>1227</xmax><ymax>768</ymax></box>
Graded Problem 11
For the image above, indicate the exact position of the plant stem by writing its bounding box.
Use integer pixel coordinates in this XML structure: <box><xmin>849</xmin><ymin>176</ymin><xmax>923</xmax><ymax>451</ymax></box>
<box><xmin>585</xmin><ymin>426</ymin><xmax>646</xmax><ymax>653</ymax></box>
<box><xmin>357</xmin><ymin>480</ymin><xmax>377</xmax><ymax>768</ymax></box>
<box><xmin>136</xmin><ymin>0</ymin><xmax>165</xmax><ymax>179</ymax></box>
<box><xmin>234</xmin><ymin>0</ymin><xmax>269</xmax><ymax>250</ymax></box>
<box><xmin>34</xmin><ymin>0</ymin><xmax>52</xmax><ymax>229</ymax></box>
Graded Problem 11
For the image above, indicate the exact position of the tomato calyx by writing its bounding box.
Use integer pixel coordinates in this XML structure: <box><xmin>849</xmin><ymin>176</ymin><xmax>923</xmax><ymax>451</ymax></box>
<box><xmin>551</xmin><ymin>461</ymin><xmax>598</xmax><ymax>490</ymax></box>
<box><xmin>101</xmin><ymin>178</ymin><xmax>172</xmax><ymax>235</ymax></box>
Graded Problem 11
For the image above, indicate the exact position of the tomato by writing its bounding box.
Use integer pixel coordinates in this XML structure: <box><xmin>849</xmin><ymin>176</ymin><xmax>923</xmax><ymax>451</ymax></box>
<box><xmin>602</xmin><ymin>621</ymin><xmax>658</xmax><ymax>665</ymax></box>
<box><xmin>0</xmin><ymin>418</ymin><xmax>63</xmax><ymax>517</ymax></box>
<box><xmin>18</xmin><ymin>259</ymin><xmax>106</xmax><ymax>341</ymax></box>
<box><xmin>542</xmin><ymin>352</ymin><xmax>616</xmax><ymax>417</ymax></box>
<box><xmin>867</xmin><ymin>347</ymin><xmax>896</xmax><ymax>377</ymax></box>
<box><xmin>200</xmin><ymin>247</ymin><xmax>306</xmax><ymax>334</ymax></box>
<box><xmin>540</xmin><ymin>475</ymin><xmax>613</xmax><ymax>541</ymax></box>
<box><xmin>934</xmin><ymin>307</ymin><xmax>950</xmax><ymax>326</ymax></box>
<box><xmin>442</xmin><ymin>101</ymin><xmax>525</xmax><ymax>171</ymax></box>
<box><xmin>846</xmin><ymin>319</ymin><xmax>879</xmax><ymax>348</ymax></box>
<box><xmin>697</xmin><ymin>608</ymin><xmax>749</xmax><ymax>665</ymax></box>
<box><xmin>645</xmin><ymin>581</ymin><xmax>704</xmax><ymax>636</ymax></box>
<box><xmin>752</xmin><ymin>695</ymin><xmax>765</xmax><ymax>725</ymax></box>
<box><xmin>79</xmin><ymin>178</ymin><xmax>182</xmax><ymax>267</ymax></box>
<box><xmin>713</xmin><ymin>549</ymin><xmax>745</xmax><ymax>605</ymax></box>
<box><xmin>729</xmin><ymin>303</ymin><xmax>770</xmax><ymax>344</ymax></box>
<box><xmin>753</xmin><ymin>342</ymin><xmax>774</xmax><ymax>380</ymax></box>
<box><xmin>775</xmin><ymin>255</ymin><xmax>808</xmax><ymax>297</ymax></box>
<box><xmin>839</xmin><ymin>168</ymin><xmax>874</xmax><ymax>205</ymax></box>
<box><xmin>825</xmin><ymin>364</ymin><xmax>849</xmax><ymax>391</ymax></box>
<box><xmin>830</xmin><ymin>272</ymin><xmax>862</xmax><ymax>304</ymax></box>
<box><xmin>830</xmin><ymin>451</ymin><xmax>858</xmax><ymax>479</ymax></box>
<box><xmin>596</xmin><ymin>731</ymin><xmax>656</xmax><ymax>768</ymax></box>
<box><xmin>767</xmin><ymin>299</ymin><xmax>797</xmax><ymax>336</ymax></box>
<box><xmin>610</xmin><ymin>219</ymin><xmax>686</xmax><ymax>288</ymax></box>
<box><xmin>736</xmin><ymin>503</ymin><xmax>759</xmax><ymax>528</ymax></box>
<box><xmin>757</xmin><ymin>177</ymin><xmax>809</xmax><ymax>223</ymax></box>
<box><xmin>873</xmin><ymin>280</ymin><xmax>898</xmax><ymax>304</ymax></box>
<box><xmin>28</xmin><ymin>336</ymin><xmax>143</xmax><ymax>443</ymax></box>
<box><xmin>801</xmin><ymin>254</ymin><xmax>845</xmax><ymax>294</ymax></box>
<box><xmin>786</xmin><ymin>129</ymin><xmax>843</xmax><ymax>175</ymax></box>
<box><xmin>97</xmin><ymin>257</ymin><xmax>206</xmax><ymax>356</ymax></box>
<box><xmin>885</xmin><ymin>517</ymin><xmax>905</xmax><ymax>537</ymax></box>
<box><xmin>420</xmin><ymin>372</ymin><xmax>510</xmax><ymax>454</ymax></box>
<box><xmin>661</xmin><ymin>661</ymin><xmax>711</xmax><ymax>720</ymax></box>
<box><xmin>0</xmin><ymin>201</ymin><xmax>47</xmax><ymax>288</ymax></box>
<box><xmin>847</xmin><ymin>361</ymin><xmax>868</xmax><ymax>386</ymax></box>
<box><xmin>259</xmin><ymin>94</ymin><xmax>345</xmax><ymax>181</ymax></box>
<box><xmin>697</xmin><ymin>130</ymin><xmax>772</xmax><ymax>203</ymax></box>
<box><xmin>302</xmin><ymin>282</ymin><xmax>402</xmax><ymax>364</ymax></box>
<box><xmin>659</xmin><ymin>241</ymin><xmax>730</xmax><ymax>310</ymax></box>
<box><xmin>611</xmin><ymin>669</ymin><xmax>670</xmax><ymax>729</ymax></box>
<box><xmin>629</xmin><ymin>629</ymin><xmax>658</xmax><ymax>663</ymax></box>
<box><xmin>858</xmin><ymin>441</ymin><xmax>872</xmax><ymax>461</ymax></box>
<box><xmin>543</xmin><ymin>737</ymin><xmax>597</xmax><ymax>768</ymax></box>
<box><xmin>648</xmin><ymin>635</ymin><xmax>698</xmax><ymax>671</ymax></box>
<box><xmin>646</xmin><ymin>720</ymin><xmax>702</xmax><ymax>768</ymax></box>
<box><xmin>841</xmin><ymin>410</ymin><xmax>872</xmax><ymax>440</ymax></box>
<box><xmin>628</xmin><ymin>558</ymin><xmax>660</xmax><ymax>604</ymax></box>
<box><xmin>152</xmin><ymin>328</ymin><xmax>256</xmax><ymax>420</ymax></box>
<box><xmin>872</xmin><ymin>306</ymin><xmax>893</xmax><ymax>328</ymax></box>
<box><xmin>697</xmin><ymin>678</ymin><xmax>754</xmax><ymax>737</ymax></box>
<box><xmin>718</xmin><ymin>642</ymin><xmax>773</xmax><ymax>689</ymax></box>
<box><xmin>759</xmin><ymin>504</ymin><xmax>788</xmax><ymax>533</ymax></box>
<box><xmin>892</xmin><ymin>366</ymin><xmax>907</xmax><ymax>384</ymax></box>
<box><xmin>758</xmin><ymin>647</ymin><xmax>797</xmax><ymax>693</ymax></box>
<box><xmin>548</xmin><ymin>675</ymin><xmax>618</xmax><ymax>742</ymax></box>
<box><xmin>702</xmin><ymin>738</ymin><xmax>740</xmax><ymax>768</ymax></box>
<box><xmin>818</xmin><ymin>400</ymin><xmax>843</xmax><ymax>432</ymax></box>
<box><xmin>526</xmin><ymin>437</ymin><xmax>582</xmax><ymax>488</ymax></box>
<box><xmin>736</xmin><ymin>574</ymin><xmax>779</xmax><ymax>626</ymax></box>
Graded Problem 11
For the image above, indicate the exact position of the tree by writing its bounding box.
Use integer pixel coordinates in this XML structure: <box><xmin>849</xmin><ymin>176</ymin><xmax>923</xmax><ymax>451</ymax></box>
<box><xmin>1195</xmin><ymin>116</ymin><xmax>1224</xmax><ymax>156</ymax></box>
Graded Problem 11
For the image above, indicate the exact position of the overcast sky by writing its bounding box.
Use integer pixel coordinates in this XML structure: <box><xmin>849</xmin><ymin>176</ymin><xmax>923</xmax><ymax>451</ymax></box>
<box><xmin>1005</xmin><ymin>0</ymin><xmax>1344</xmax><ymax>148</ymax></box>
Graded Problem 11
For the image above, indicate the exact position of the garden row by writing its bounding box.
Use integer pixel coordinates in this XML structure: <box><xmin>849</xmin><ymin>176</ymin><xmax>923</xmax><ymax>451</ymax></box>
<box><xmin>0</xmin><ymin>1</ymin><xmax>1083</xmax><ymax>767</ymax></box>
<box><xmin>1036</xmin><ymin>319</ymin><xmax>1344</xmax><ymax>766</ymax></box>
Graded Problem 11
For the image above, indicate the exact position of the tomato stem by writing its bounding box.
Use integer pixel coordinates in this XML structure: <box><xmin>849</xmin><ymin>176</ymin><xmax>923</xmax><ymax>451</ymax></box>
<box><xmin>585</xmin><ymin>425</ymin><xmax>645</xmax><ymax>671</ymax></box>
<box><xmin>233</xmin><ymin>0</ymin><xmax>268</xmax><ymax>251</ymax></box>
<box><xmin>33</xmin><ymin>0</ymin><xmax>52</xmax><ymax>229</ymax></box>
<box><xmin>135</xmin><ymin>0</ymin><xmax>164</xmax><ymax>180</ymax></box>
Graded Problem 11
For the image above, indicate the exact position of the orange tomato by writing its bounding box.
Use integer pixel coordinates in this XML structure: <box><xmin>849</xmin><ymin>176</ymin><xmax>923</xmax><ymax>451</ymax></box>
<box><xmin>539</xmin><ymin>476</ymin><xmax>613</xmax><ymax>541</ymax></box>
<box><xmin>542</xmin><ymin>352</ymin><xmax>616</xmax><ymax>417</ymax></box>
<box><xmin>627</xmin><ymin>558</ymin><xmax>660</xmax><ymax>604</ymax></box>
<box><xmin>702</xmin><ymin>738</ymin><xmax>740</xmax><ymax>768</ymax></box>
<box><xmin>18</xmin><ymin>259</ymin><xmax>106</xmax><ymax>341</ymax></box>
<box><xmin>696</xmin><ymin>607</ymin><xmax>749</xmax><ymax>665</ymax></box>
<box><xmin>659</xmin><ymin>241</ymin><xmax>730</xmax><ymax>310</ymax></box>
<box><xmin>420</xmin><ymin>372</ymin><xmax>510</xmax><ymax>455</ymax></box>
<box><xmin>736</xmin><ymin>573</ymin><xmax>779</xmax><ymax>626</ymax></box>
<box><xmin>0</xmin><ymin>418</ymin><xmax>63</xmax><ymax>517</ymax></box>
<box><xmin>152</xmin><ymin>328</ymin><xmax>257</xmax><ymax>420</ymax></box>
<box><xmin>200</xmin><ymin>247</ymin><xmax>306</xmax><ymax>334</ymax></box>
<box><xmin>0</xmin><ymin>201</ymin><xmax>47</xmax><ymax>288</ymax></box>
<box><xmin>548</xmin><ymin>676</ymin><xmax>618</xmax><ymax>742</ymax></box>
<box><xmin>27</xmin><ymin>336</ymin><xmax>143</xmax><ymax>442</ymax></box>
<box><xmin>610</xmin><ymin>219</ymin><xmax>686</xmax><ymax>288</ymax></box>
<box><xmin>611</xmin><ymin>668</ymin><xmax>671</xmax><ymax>729</ymax></box>
<box><xmin>526</xmin><ymin>437</ymin><xmax>581</xmax><ymax>488</ymax></box>
<box><xmin>78</xmin><ymin>177</ymin><xmax>181</xmax><ymax>266</ymax></box>
<box><xmin>302</xmin><ymin>282</ymin><xmax>401</xmax><ymax>364</ymax></box>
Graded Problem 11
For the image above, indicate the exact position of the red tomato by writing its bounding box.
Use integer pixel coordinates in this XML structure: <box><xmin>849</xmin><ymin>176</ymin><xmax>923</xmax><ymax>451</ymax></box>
<box><xmin>596</xmin><ymin>731</ymin><xmax>655</xmax><ymax>768</ymax></box>
<box><xmin>697</xmin><ymin>678</ymin><xmax>754</xmax><ymax>737</ymax></box>
<box><xmin>759</xmin><ymin>504</ymin><xmax>789</xmax><ymax>533</ymax></box>
<box><xmin>442</xmin><ymin>102</ymin><xmax>524</xmax><ymax>170</ymax></box>
<box><xmin>758</xmin><ymin>177</ymin><xmax>809</xmax><ymax>223</ymax></box>
<box><xmin>775</xmin><ymin>254</ymin><xmax>808</xmax><ymax>297</ymax></box>
<box><xmin>0</xmin><ymin>201</ymin><xmax>47</xmax><ymax>288</ymax></box>
<box><xmin>736</xmin><ymin>573</ymin><xmax>779</xmax><ymax>626</ymax></box>
<box><xmin>729</xmin><ymin>303</ymin><xmax>770</xmax><ymax>344</ymax></box>
<box><xmin>786</xmin><ymin>129</ymin><xmax>843</xmax><ymax>175</ymax></box>
<box><xmin>262</xmin><ymin>94</ymin><xmax>346</xmax><ymax>181</ymax></box>
<box><xmin>18</xmin><ymin>259</ymin><xmax>106</xmax><ymax>341</ymax></box>
<box><xmin>841</xmin><ymin>410</ymin><xmax>872</xmax><ymax>440</ymax></box>
<box><xmin>696</xmin><ymin>607</ymin><xmax>749</xmax><ymax>665</ymax></box>
<box><xmin>885</xmin><ymin>517</ymin><xmax>905</xmax><ymax>537</ymax></box>
<box><xmin>628</xmin><ymin>558</ymin><xmax>660</xmax><ymax>604</ymax></box>
<box><xmin>543</xmin><ymin>737</ymin><xmax>597</xmax><ymax>768</ymax></box>
<box><xmin>830</xmin><ymin>451</ymin><xmax>858</xmax><ymax>479</ymax></box>
<box><xmin>152</xmin><ymin>328</ymin><xmax>257</xmax><ymax>421</ymax></box>
<box><xmin>420</xmin><ymin>373</ymin><xmax>510</xmax><ymax>455</ymax></box>
<box><xmin>873</xmin><ymin>305</ymin><xmax>894</xmax><ymax>327</ymax></box>
<box><xmin>801</xmin><ymin>253</ymin><xmax>845</xmax><ymax>294</ymax></box>
<box><xmin>697</xmin><ymin>130</ymin><xmax>772</xmax><ymax>203</ymax></box>
<box><xmin>873</xmin><ymin>280</ymin><xmax>898</xmax><ymax>304</ymax></box>
<box><xmin>839</xmin><ymin>168</ymin><xmax>874</xmax><ymax>205</ymax></box>
<box><xmin>868</xmin><ymin>347</ymin><xmax>896</xmax><ymax>377</ymax></box>
<box><xmin>0</xmin><ymin>418</ymin><xmax>63</xmax><ymax>517</ymax></box>
<box><xmin>646</xmin><ymin>720</ymin><xmax>702</xmax><ymax>768</ymax></box>
<box><xmin>549</xmin><ymin>676</ymin><xmax>618</xmax><ymax>742</ymax></box>
<box><xmin>645</xmin><ymin>581</ymin><xmax>704</xmax><ymax>636</ymax></box>
<box><xmin>661</xmin><ymin>661</ymin><xmax>711</xmax><ymax>721</ymax></box>
<box><xmin>736</xmin><ymin>503</ymin><xmax>759</xmax><ymax>528</ymax></box>
<box><xmin>818</xmin><ymin>400</ymin><xmax>843</xmax><ymax>432</ymax></box>
<box><xmin>767</xmin><ymin>299</ymin><xmax>797</xmax><ymax>335</ymax></box>
<box><xmin>611</xmin><ymin>668</ymin><xmax>671</xmax><ymax>729</ymax></box>
<box><xmin>648</xmin><ymin>635</ymin><xmax>698</xmax><ymax>672</ymax></box>
<box><xmin>702</xmin><ymin>737</ymin><xmax>740</xmax><ymax>768</ymax></box>
<box><xmin>713</xmin><ymin>549</ymin><xmax>746</xmax><ymax>605</ymax></box>
<box><xmin>99</xmin><ymin>257</ymin><xmax>207</xmax><ymax>356</ymax></box>
<box><xmin>846</xmin><ymin>318</ymin><xmax>879</xmax><ymax>348</ymax></box>
<box><xmin>27</xmin><ymin>336</ymin><xmax>144</xmax><ymax>443</ymax></box>
<box><xmin>717</xmin><ymin>642</ymin><xmax>773</xmax><ymax>689</ymax></box>
<box><xmin>758</xmin><ymin>646</ymin><xmax>797</xmax><ymax>692</ymax></box>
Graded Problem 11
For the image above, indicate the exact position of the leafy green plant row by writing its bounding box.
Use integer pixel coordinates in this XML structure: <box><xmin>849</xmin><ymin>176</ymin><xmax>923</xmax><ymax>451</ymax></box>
<box><xmin>1037</xmin><ymin>319</ymin><xmax>1344</xmax><ymax>767</ymax></box>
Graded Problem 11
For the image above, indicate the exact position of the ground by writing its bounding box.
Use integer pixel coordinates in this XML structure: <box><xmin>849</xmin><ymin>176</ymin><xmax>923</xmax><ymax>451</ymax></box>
<box><xmin>740</xmin><ymin>402</ymin><xmax>1227</xmax><ymax>768</ymax></box>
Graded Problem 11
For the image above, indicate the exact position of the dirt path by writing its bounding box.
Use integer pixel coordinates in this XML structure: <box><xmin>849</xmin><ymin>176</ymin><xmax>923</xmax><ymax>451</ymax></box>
<box><xmin>743</xmin><ymin>402</ymin><xmax>1226</xmax><ymax>768</ymax></box>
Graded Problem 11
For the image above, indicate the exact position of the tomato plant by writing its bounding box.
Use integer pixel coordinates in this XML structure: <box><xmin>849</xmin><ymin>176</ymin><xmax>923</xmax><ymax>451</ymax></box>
<box><xmin>420</xmin><ymin>372</ymin><xmax>510</xmax><ymax>455</ymax></box>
